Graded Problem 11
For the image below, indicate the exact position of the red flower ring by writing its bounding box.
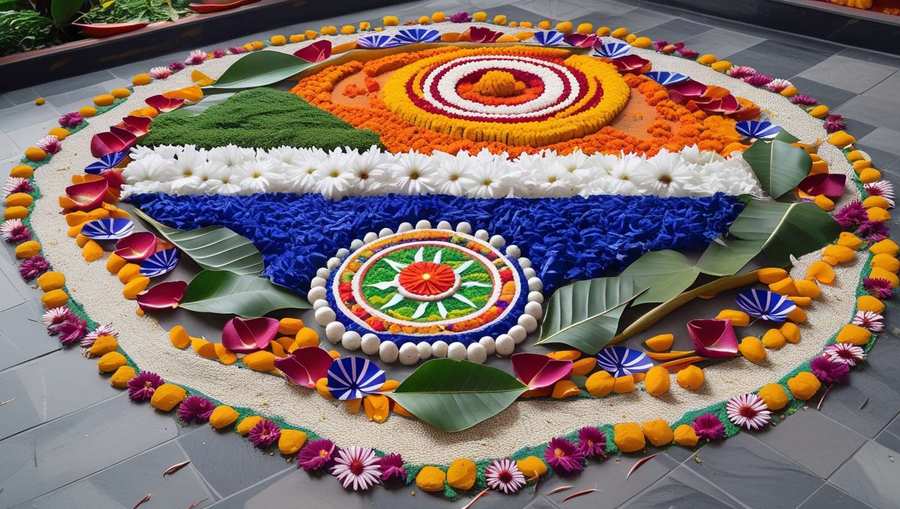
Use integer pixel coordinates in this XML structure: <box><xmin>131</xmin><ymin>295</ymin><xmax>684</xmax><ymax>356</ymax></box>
<box><xmin>398</xmin><ymin>261</ymin><xmax>458</xmax><ymax>298</ymax></box>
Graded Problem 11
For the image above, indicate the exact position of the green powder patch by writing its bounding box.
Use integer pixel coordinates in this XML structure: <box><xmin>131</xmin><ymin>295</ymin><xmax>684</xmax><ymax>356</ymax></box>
<box><xmin>139</xmin><ymin>87</ymin><xmax>382</xmax><ymax>151</ymax></box>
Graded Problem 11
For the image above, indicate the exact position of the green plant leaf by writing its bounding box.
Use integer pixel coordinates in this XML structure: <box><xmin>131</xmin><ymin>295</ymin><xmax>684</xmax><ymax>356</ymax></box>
<box><xmin>743</xmin><ymin>139</ymin><xmax>811</xmax><ymax>199</ymax></box>
<box><xmin>133</xmin><ymin>208</ymin><xmax>264</xmax><ymax>275</ymax></box>
<box><xmin>621</xmin><ymin>250</ymin><xmax>701</xmax><ymax>305</ymax></box>
<box><xmin>696</xmin><ymin>199</ymin><xmax>840</xmax><ymax>276</ymax></box>
<box><xmin>180</xmin><ymin>270</ymin><xmax>310</xmax><ymax>316</ymax></box>
<box><xmin>536</xmin><ymin>276</ymin><xmax>645</xmax><ymax>354</ymax></box>
<box><xmin>773</xmin><ymin>129</ymin><xmax>799</xmax><ymax>144</ymax></box>
<box><xmin>389</xmin><ymin>359</ymin><xmax>527</xmax><ymax>432</ymax></box>
<box><xmin>205</xmin><ymin>50</ymin><xmax>309</xmax><ymax>92</ymax></box>
<box><xmin>51</xmin><ymin>0</ymin><xmax>83</xmax><ymax>26</ymax></box>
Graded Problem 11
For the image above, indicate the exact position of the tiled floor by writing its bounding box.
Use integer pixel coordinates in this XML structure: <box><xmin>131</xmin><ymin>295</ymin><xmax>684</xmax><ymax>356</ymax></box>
<box><xmin>2</xmin><ymin>0</ymin><xmax>900</xmax><ymax>507</ymax></box>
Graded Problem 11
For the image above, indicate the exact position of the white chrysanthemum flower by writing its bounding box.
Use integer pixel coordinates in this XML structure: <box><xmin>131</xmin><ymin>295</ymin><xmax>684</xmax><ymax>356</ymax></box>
<box><xmin>524</xmin><ymin>163</ymin><xmax>578</xmax><ymax>197</ymax></box>
<box><xmin>149</xmin><ymin>144</ymin><xmax>181</xmax><ymax>161</ymax></box>
<box><xmin>314</xmin><ymin>152</ymin><xmax>356</xmax><ymax>199</ymax></box>
<box><xmin>207</xmin><ymin>145</ymin><xmax>255</xmax><ymax>169</ymax></box>
<box><xmin>460</xmin><ymin>152</ymin><xmax>513</xmax><ymax>198</ymax></box>
<box><xmin>122</xmin><ymin>154</ymin><xmax>179</xmax><ymax>183</ymax></box>
<box><xmin>679</xmin><ymin>144</ymin><xmax>721</xmax><ymax>165</ymax></box>
<box><xmin>346</xmin><ymin>147</ymin><xmax>390</xmax><ymax>194</ymax></box>
<box><xmin>386</xmin><ymin>151</ymin><xmax>439</xmax><ymax>194</ymax></box>
<box><xmin>431</xmin><ymin>150</ymin><xmax>472</xmax><ymax>196</ymax></box>
<box><xmin>232</xmin><ymin>159</ymin><xmax>283</xmax><ymax>194</ymax></box>
<box><xmin>283</xmin><ymin>147</ymin><xmax>329</xmax><ymax>193</ymax></box>
<box><xmin>631</xmin><ymin>151</ymin><xmax>698</xmax><ymax>196</ymax></box>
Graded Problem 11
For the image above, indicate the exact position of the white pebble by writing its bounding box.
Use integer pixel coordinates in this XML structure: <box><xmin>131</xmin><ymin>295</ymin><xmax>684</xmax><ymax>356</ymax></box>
<box><xmin>518</xmin><ymin>314</ymin><xmax>538</xmax><ymax>333</ymax></box>
<box><xmin>310</xmin><ymin>276</ymin><xmax>326</xmax><ymax>288</ymax></box>
<box><xmin>341</xmin><ymin>331</ymin><xmax>361</xmax><ymax>350</ymax></box>
<box><xmin>527</xmin><ymin>277</ymin><xmax>543</xmax><ymax>292</ymax></box>
<box><xmin>505</xmin><ymin>244</ymin><xmax>521</xmax><ymax>258</ymax></box>
<box><xmin>415</xmin><ymin>219</ymin><xmax>432</xmax><ymax>230</ymax></box>
<box><xmin>417</xmin><ymin>341</ymin><xmax>433</xmax><ymax>360</ymax></box>
<box><xmin>489</xmin><ymin>235</ymin><xmax>506</xmax><ymax>248</ymax></box>
<box><xmin>456</xmin><ymin>222</ymin><xmax>472</xmax><ymax>234</ymax></box>
<box><xmin>508</xmin><ymin>325</ymin><xmax>527</xmax><ymax>343</ymax></box>
<box><xmin>397</xmin><ymin>222</ymin><xmax>413</xmax><ymax>232</ymax></box>
<box><xmin>360</xmin><ymin>333</ymin><xmax>380</xmax><ymax>355</ymax></box>
<box><xmin>519</xmin><ymin>257</ymin><xmax>532</xmax><ymax>268</ymax></box>
<box><xmin>466</xmin><ymin>343</ymin><xmax>487</xmax><ymax>363</ymax></box>
<box><xmin>523</xmin><ymin>267</ymin><xmax>536</xmax><ymax>278</ymax></box>
<box><xmin>350</xmin><ymin>239</ymin><xmax>363</xmax><ymax>249</ymax></box>
<box><xmin>436</xmin><ymin>220</ymin><xmax>452</xmax><ymax>230</ymax></box>
<box><xmin>527</xmin><ymin>291</ymin><xmax>544</xmax><ymax>304</ymax></box>
<box><xmin>363</xmin><ymin>231</ymin><xmax>378</xmax><ymax>243</ymax></box>
<box><xmin>447</xmin><ymin>342</ymin><xmax>467</xmax><ymax>360</ymax></box>
<box><xmin>432</xmin><ymin>340</ymin><xmax>448</xmax><ymax>357</ymax></box>
<box><xmin>495</xmin><ymin>334</ymin><xmax>515</xmax><ymax>356</ymax></box>
<box><xmin>335</xmin><ymin>248</ymin><xmax>349</xmax><ymax>259</ymax></box>
<box><xmin>307</xmin><ymin>286</ymin><xmax>326</xmax><ymax>302</ymax></box>
<box><xmin>474</xmin><ymin>229</ymin><xmax>489</xmax><ymax>240</ymax></box>
<box><xmin>316</xmin><ymin>267</ymin><xmax>330</xmax><ymax>279</ymax></box>
<box><xmin>378</xmin><ymin>227</ymin><xmax>393</xmax><ymax>238</ymax></box>
<box><xmin>524</xmin><ymin>301</ymin><xmax>543</xmax><ymax>319</ymax></box>
<box><xmin>314</xmin><ymin>306</ymin><xmax>335</xmax><ymax>326</ymax></box>
<box><xmin>326</xmin><ymin>257</ymin><xmax>341</xmax><ymax>270</ymax></box>
<box><xmin>379</xmin><ymin>341</ymin><xmax>399</xmax><ymax>363</ymax></box>
<box><xmin>399</xmin><ymin>342</ymin><xmax>419</xmax><ymax>365</ymax></box>
<box><xmin>313</xmin><ymin>299</ymin><xmax>329</xmax><ymax>310</ymax></box>
<box><xmin>478</xmin><ymin>336</ymin><xmax>496</xmax><ymax>355</ymax></box>
<box><xmin>324</xmin><ymin>321</ymin><xmax>345</xmax><ymax>343</ymax></box>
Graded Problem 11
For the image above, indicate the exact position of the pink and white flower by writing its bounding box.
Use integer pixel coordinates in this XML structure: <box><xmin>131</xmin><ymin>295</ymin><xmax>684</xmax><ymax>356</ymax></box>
<box><xmin>36</xmin><ymin>135</ymin><xmax>61</xmax><ymax>154</ymax></box>
<box><xmin>184</xmin><ymin>49</ymin><xmax>207</xmax><ymax>65</ymax></box>
<box><xmin>330</xmin><ymin>446</ymin><xmax>382</xmax><ymax>491</ymax></box>
<box><xmin>485</xmin><ymin>458</ymin><xmax>526</xmax><ymax>494</ymax></box>
<box><xmin>824</xmin><ymin>343</ymin><xmax>866</xmax><ymax>366</ymax></box>
<box><xmin>726</xmin><ymin>393</ymin><xmax>771</xmax><ymax>431</ymax></box>
<box><xmin>149</xmin><ymin>66</ymin><xmax>173</xmax><ymax>80</ymax></box>
<box><xmin>852</xmin><ymin>310</ymin><xmax>884</xmax><ymax>332</ymax></box>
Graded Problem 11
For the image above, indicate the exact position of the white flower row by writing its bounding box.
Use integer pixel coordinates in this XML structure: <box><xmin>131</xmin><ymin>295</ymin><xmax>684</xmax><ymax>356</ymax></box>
<box><xmin>122</xmin><ymin>144</ymin><xmax>764</xmax><ymax>201</ymax></box>
<box><xmin>423</xmin><ymin>56</ymin><xmax>578</xmax><ymax>118</ymax></box>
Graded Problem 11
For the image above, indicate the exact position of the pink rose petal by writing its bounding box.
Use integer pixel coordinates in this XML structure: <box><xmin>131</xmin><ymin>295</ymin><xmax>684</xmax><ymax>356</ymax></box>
<box><xmin>120</xmin><ymin>115</ymin><xmax>152</xmax><ymax>136</ymax></box>
<box><xmin>797</xmin><ymin>173</ymin><xmax>846</xmax><ymax>200</ymax></box>
<box><xmin>293</xmin><ymin>40</ymin><xmax>332</xmax><ymax>62</ymax></box>
<box><xmin>687</xmin><ymin>319</ymin><xmax>738</xmax><ymax>359</ymax></box>
<box><xmin>222</xmin><ymin>316</ymin><xmax>279</xmax><ymax>353</ymax></box>
<box><xmin>145</xmin><ymin>94</ymin><xmax>185</xmax><ymax>113</ymax></box>
<box><xmin>114</xmin><ymin>232</ymin><xmax>158</xmax><ymax>261</ymax></box>
<box><xmin>668</xmin><ymin>79</ymin><xmax>708</xmax><ymax>98</ymax></box>
<box><xmin>612</xmin><ymin>54</ymin><xmax>650</xmax><ymax>73</ymax></box>
<box><xmin>469</xmin><ymin>26</ymin><xmax>503</xmax><ymax>43</ymax></box>
<box><xmin>100</xmin><ymin>168</ymin><xmax>126</xmax><ymax>190</ymax></box>
<box><xmin>563</xmin><ymin>33</ymin><xmax>598</xmax><ymax>48</ymax></box>
<box><xmin>698</xmin><ymin>95</ymin><xmax>740</xmax><ymax>115</ymax></box>
<box><xmin>274</xmin><ymin>347</ymin><xmax>334</xmax><ymax>388</ymax></box>
<box><xmin>511</xmin><ymin>352</ymin><xmax>573</xmax><ymax>390</ymax></box>
<box><xmin>137</xmin><ymin>280</ymin><xmax>187</xmax><ymax>311</ymax></box>
<box><xmin>65</xmin><ymin>178</ymin><xmax>109</xmax><ymax>210</ymax></box>
<box><xmin>90</xmin><ymin>130</ymin><xmax>136</xmax><ymax>158</ymax></box>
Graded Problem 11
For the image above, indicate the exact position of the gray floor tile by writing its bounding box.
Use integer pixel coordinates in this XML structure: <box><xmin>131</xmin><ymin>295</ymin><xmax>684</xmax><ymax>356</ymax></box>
<box><xmin>835</xmin><ymin>95</ymin><xmax>900</xmax><ymax>133</ymax></box>
<box><xmin>681</xmin><ymin>27</ymin><xmax>766</xmax><ymax>59</ymax></box>
<box><xmin>799</xmin><ymin>54</ymin><xmax>897</xmax><ymax>94</ymax></box>
<box><xmin>754</xmin><ymin>409</ymin><xmax>866</xmax><ymax>478</ymax></box>
<box><xmin>682</xmin><ymin>433</ymin><xmax>823</xmax><ymax>509</ymax></box>
<box><xmin>788</xmin><ymin>76</ymin><xmax>858</xmax><ymax>110</ymax></box>
<box><xmin>874</xmin><ymin>430</ymin><xmax>900</xmax><ymax>455</ymax></box>
<box><xmin>798</xmin><ymin>483</ymin><xmax>875</xmax><ymax>509</ymax></box>
<box><xmin>621</xmin><ymin>465</ymin><xmax>744</xmax><ymax>509</ymax></box>
<box><xmin>0</xmin><ymin>301</ymin><xmax>60</xmax><ymax>373</ymax></box>
<box><xmin>862</xmin><ymin>71</ymin><xmax>900</xmax><ymax>102</ymax></box>
<box><xmin>0</xmin><ymin>267</ymin><xmax>26</xmax><ymax>312</ymax></box>
<box><xmin>570</xmin><ymin>0</ymin><xmax>637</xmax><ymax>17</ymax></box>
<box><xmin>0</xmin><ymin>131</ymin><xmax>19</xmax><ymax>161</ymax></box>
<box><xmin>209</xmin><ymin>468</ymin><xmax>370</xmax><ymax>509</ymax></box>
<box><xmin>0</xmin><ymin>102</ymin><xmax>60</xmax><ymax>136</ymax></box>
<box><xmin>0</xmin><ymin>348</ymin><xmax>121</xmax><ymax>441</ymax></box>
<box><xmin>593</xmin><ymin>8</ymin><xmax>675</xmax><ymax>33</ymax></box>
<box><xmin>14</xmin><ymin>441</ymin><xmax>215</xmax><ymax>509</ymax></box>
<box><xmin>728</xmin><ymin>39</ymin><xmax>840</xmax><ymax>79</ymax></box>
<box><xmin>831</xmin><ymin>440</ymin><xmax>900</xmax><ymax>509</ymax></box>
<box><xmin>44</xmin><ymin>84</ymin><xmax>114</xmax><ymax>114</ymax></box>
<box><xmin>0</xmin><ymin>87</ymin><xmax>41</xmax><ymax>107</ymax></box>
<box><xmin>885</xmin><ymin>413</ymin><xmax>900</xmax><ymax>436</ymax></box>
<box><xmin>841</xmin><ymin>117</ymin><xmax>878</xmax><ymax>141</ymax></box>
<box><xmin>29</xmin><ymin>70</ymin><xmax>119</xmax><ymax>99</ymax></box>
<box><xmin>854</xmin><ymin>145</ymin><xmax>900</xmax><ymax>178</ymax></box>
<box><xmin>177</xmin><ymin>424</ymin><xmax>295</xmax><ymax>499</ymax></box>
<box><xmin>858</xmin><ymin>128</ymin><xmax>900</xmax><ymax>158</ymax></box>
<box><xmin>639</xmin><ymin>18</ymin><xmax>713</xmax><ymax>43</ymax></box>
<box><xmin>5</xmin><ymin>121</ymin><xmax>60</xmax><ymax>152</ymax></box>
<box><xmin>839</xmin><ymin>47</ymin><xmax>900</xmax><ymax>69</ymax></box>
<box><xmin>518</xmin><ymin>0</ymin><xmax>597</xmax><ymax>20</ymax></box>
<box><xmin>0</xmin><ymin>394</ymin><xmax>181</xmax><ymax>507</ymax></box>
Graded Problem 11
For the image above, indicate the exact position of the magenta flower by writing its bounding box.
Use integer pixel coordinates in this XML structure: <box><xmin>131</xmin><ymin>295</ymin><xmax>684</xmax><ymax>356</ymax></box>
<box><xmin>764</xmin><ymin>78</ymin><xmax>792</xmax><ymax>92</ymax></box>
<box><xmin>652</xmin><ymin>39</ymin><xmax>669</xmax><ymax>51</ymax></box>
<box><xmin>726</xmin><ymin>393</ymin><xmax>771</xmax><ymax>431</ymax></box>
<box><xmin>864</xmin><ymin>180</ymin><xmax>895</xmax><ymax>205</ymax></box>
<box><xmin>19</xmin><ymin>255</ymin><xmax>49</xmax><ymax>280</ymax></box>
<box><xmin>727</xmin><ymin>65</ymin><xmax>757</xmax><ymax>78</ymax></box>
<box><xmin>811</xmin><ymin>355</ymin><xmax>850</xmax><ymax>384</ymax></box>
<box><xmin>184</xmin><ymin>50</ymin><xmax>207</xmax><ymax>65</ymax></box>
<box><xmin>744</xmin><ymin>73</ymin><xmax>774</xmax><ymax>87</ymax></box>
<box><xmin>692</xmin><ymin>413</ymin><xmax>725</xmax><ymax>441</ymax></box>
<box><xmin>485</xmin><ymin>458</ymin><xmax>526</xmax><ymax>494</ymax></box>
<box><xmin>378</xmin><ymin>453</ymin><xmax>406</xmax><ymax>482</ymax></box>
<box><xmin>36</xmin><ymin>135</ymin><xmax>61</xmax><ymax>154</ymax></box>
<box><xmin>51</xmin><ymin>316</ymin><xmax>87</xmax><ymax>346</ymax></box>
<box><xmin>677</xmin><ymin>47</ymin><xmax>699</xmax><ymax>58</ymax></box>
<box><xmin>824</xmin><ymin>343</ymin><xmax>865</xmax><ymax>366</ymax></box>
<box><xmin>177</xmin><ymin>395</ymin><xmax>215</xmax><ymax>424</ymax></box>
<box><xmin>857</xmin><ymin>220</ymin><xmax>889</xmax><ymax>242</ymax></box>
<box><xmin>128</xmin><ymin>371</ymin><xmax>163</xmax><ymax>401</ymax></box>
<box><xmin>577</xmin><ymin>426</ymin><xmax>606</xmax><ymax>458</ymax></box>
<box><xmin>449</xmin><ymin>11</ymin><xmax>471</xmax><ymax>22</ymax></box>
<box><xmin>1</xmin><ymin>219</ymin><xmax>30</xmax><ymax>243</ymax></box>
<box><xmin>58</xmin><ymin>111</ymin><xmax>83</xmax><ymax>128</ymax></box>
<box><xmin>149</xmin><ymin>66</ymin><xmax>172</xmax><ymax>79</ymax></box>
<box><xmin>330</xmin><ymin>446</ymin><xmax>382</xmax><ymax>491</ymax></box>
<box><xmin>42</xmin><ymin>306</ymin><xmax>73</xmax><ymax>327</ymax></box>
<box><xmin>248</xmin><ymin>419</ymin><xmax>281</xmax><ymax>448</ymax></box>
<box><xmin>212</xmin><ymin>49</ymin><xmax>227</xmax><ymax>58</ymax></box>
<box><xmin>544</xmin><ymin>437</ymin><xmax>584</xmax><ymax>475</ymax></box>
<box><xmin>228</xmin><ymin>47</ymin><xmax>246</xmax><ymax>55</ymax></box>
<box><xmin>833</xmin><ymin>201</ymin><xmax>868</xmax><ymax>229</ymax></box>
<box><xmin>824</xmin><ymin>114</ymin><xmax>846</xmax><ymax>133</ymax></box>
<box><xmin>791</xmin><ymin>94</ymin><xmax>817</xmax><ymax>106</ymax></box>
<box><xmin>4</xmin><ymin>176</ymin><xmax>33</xmax><ymax>195</ymax></box>
<box><xmin>298</xmin><ymin>439</ymin><xmax>336</xmax><ymax>471</ymax></box>
<box><xmin>167</xmin><ymin>61</ymin><xmax>186</xmax><ymax>72</ymax></box>
<box><xmin>864</xmin><ymin>278</ymin><xmax>893</xmax><ymax>299</ymax></box>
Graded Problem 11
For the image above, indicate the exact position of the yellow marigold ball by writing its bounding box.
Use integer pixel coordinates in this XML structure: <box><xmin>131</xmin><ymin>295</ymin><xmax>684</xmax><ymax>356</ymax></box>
<box><xmin>519</xmin><ymin>21</ymin><xmax>533</xmax><ymax>28</ymax></box>
<box><xmin>5</xmin><ymin>192</ymin><xmax>31</xmax><ymax>208</ymax></box>
<box><xmin>822</xmin><ymin>244</ymin><xmax>855</xmax><ymax>264</ymax></box>
<box><xmin>631</xmin><ymin>36</ymin><xmax>652</xmax><ymax>48</ymax></box>
<box><xmin>551</xmin><ymin>379</ymin><xmax>580</xmax><ymax>399</ymax></box>
<box><xmin>787</xmin><ymin>372</ymin><xmax>821</xmax><ymax>401</ymax></box>
<box><xmin>132</xmin><ymin>73</ymin><xmax>153</xmax><ymax>86</ymax></box>
<box><xmin>492</xmin><ymin>14</ymin><xmax>507</xmax><ymax>25</ymax></box>
<box><xmin>837</xmin><ymin>231</ymin><xmax>863</xmax><ymax>249</ymax></box>
<box><xmin>641</xmin><ymin>419</ymin><xmax>674</xmax><ymax>447</ymax></box>
<box><xmin>41</xmin><ymin>289</ymin><xmax>68</xmax><ymax>309</ymax></box>
<box><xmin>169</xmin><ymin>325</ymin><xmax>190</xmax><ymax>349</ymax></box>
<box><xmin>304</xmin><ymin>29</ymin><xmax>318</xmax><ymax>39</ymax></box>
<box><xmin>245</xmin><ymin>351</ymin><xmax>276</xmax><ymax>372</ymax></box>
<box><xmin>150</xmin><ymin>383</ymin><xmax>186</xmax><ymax>412</ymax></box>
<box><xmin>431</xmin><ymin>11</ymin><xmax>446</xmax><ymax>22</ymax></box>
<box><xmin>538</xmin><ymin>20</ymin><xmax>552</xmax><ymax>29</ymax></box>
<box><xmin>857</xmin><ymin>295</ymin><xmax>885</xmax><ymax>313</ymax></box>
<box><xmin>15</xmin><ymin>239</ymin><xmax>41</xmax><ymax>259</ymax></box>
<box><xmin>48</xmin><ymin>127</ymin><xmax>69</xmax><ymax>139</ymax></box>
<box><xmin>711</xmin><ymin>60</ymin><xmax>732</xmax><ymax>72</ymax></box>
<box><xmin>586</xmin><ymin>371</ymin><xmax>614</xmax><ymax>397</ymax></box>
<box><xmin>739</xmin><ymin>336</ymin><xmax>766</xmax><ymax>363</ymax></box>
<box><xmin>10</xmin><ymin>165</ymin><xmax>34</xmax><ymax>178</ymax></box>
<box><xmin>757</xmin><ymin>267</ymin><xmax>788</xmax><ymax>284</ymax></box>
<box><xmin>611</xmin><ymin>26</ymin><xmax>629</xmax><ymax>38</ymax></box>
<box><xmin>867</xmin><ymin>206</ymin><xmax>890</xmax><ymax>222</ymax></box>
<box><xmin>762</xmin><ymin>329</ymin><xmax>787</xmax><ymax>350</ymax></box>
<box><xmin>576</xmin><ymin>22</ymin><xmax>593</xmax><ymax>34</ymax></box>
<box><xmin>34</xmin><ymin>97</ymin><xmax>45</xmax><ymax>105</ymax></box>
<box><xmin>98</xmin><ymin>351</ymin><xmax>127</xmax><ymax>373</ymax></box>
<box><xmin>872</xmin><ymin>253</ymin><xmax>900</xmax><ymax>273</ymax></box>
<box><xmin>871</xmin><ymin>238</ymin><xmax>899</xmax><ymax>256</ymax></box>
<box><xmin>110</xmin><ymin>87</ymin><xmax>130</xmax><ymax>98</ymax></box>
<box><xmin>123</xmin><ymin>276</ymin><xmax>150</xmax><ymax>299</ymax></box>
<box><xmin>278</xmin><ymin>429</ymin><xmax>308</xmax><ymax>455</ymax></box>
<box><xmin>447</xmin><ymin>458</ymin><xmax>476</xmax><ymax>491</ymax></box>
<box><xmin>93</xmin><ymin>94</ymin><xmax>115</xmax><ymax>106</ymax></box>
<box><xmin>25</xmin><ymin>146</ymin><xmax>47</xmax><ymax>162</ymax></box>
<box><xmin>715</xmin><ymin>309</ymin><xmax>750</xmax><ymax>326</ymax></box>
<box><xmin>236</xmin><ymin>415</ymin><xmax>263</xmax><ymax>435</ymax></box>
<box><xmin>758</xmin><ymin>383</ymin><xmax>789</xmax><ymax>410</ymax></box>
<box><xmin>781</xmin><ymin>322</ymin><xmax>801</xmax><ymax>344</ymax></box>
<box><xmin>596</xmin><ymin>26</ymin><xmax>611</xmax><ymax>36</ymax></box>
<box><xmin>571</xmin><ymin>357</ymin><xmax>597</xmax><ymax>376</ymax></box>
<box><xmin>472</xmin><ymin>11</ymin><xmax>488</xmax><ymax>22</ymax></box>
<box><xmin>383</xmin><ymin>15</ymin><xmax>400</xmax><ymax>26</ymax></box>
<box><xmin>827</xmin><ymin>130</ymin><xmax>855</xmax><ymax>148</ymax></box>
<box><xmin>613</xmin><ymin>375</ymin><xmax>636</xmax><ymax>393</ymax></box>
<box><xmin>863</xmin><ymin>196</ymin><xmax>892</xmax><ymax>210</ymax></box>
<box><xmin>118</xmin><ymin>263</ymin><xmax>141</xmax><ymax>284</ymax></box>
<box><xmin>292</xmin><ymin>327</ymin><xmax>319</xmax><ymax>350</ymax></box>
<box><xmin>278</xmin><ymin>317</ymin><xmax>303</xmax><ymax>335</ymax></box>
<box><xmin>613</xmin><ymin>422</ymin><xmax>645</xmax><ymax>453</ymax></box>
<box><xmin>82</xmin><ymin>240</ymin><xmax>104</xmax><ymax>262</ymax></box>
<box><xmin>415</xmin><ymin>466</ymin><xmax>446</xmax><ymax>492</ymax></box>
<box><xmin>814</xmin><ymin>195</ymin><xmax>834</xmax><ymax>211</ymax></box>
<box><xmin>555</xmin><ymin>20</ymin><xmax>574</xmax><ymax>33</ymax></box>
<box><xmin>340</xmin><ymin>24</ymin><xmax>356</xmax><ymax>34</ymax></box>
<box><xmin>36</xmin><ymin>271</ymin><xmax>65</xmax><ymax>291</ymax></box>
<box><xmin>673</xmin><ymin>424</ymin><xmax>699</xmax><ymax>447</ymax></box>
<box><xmin>4</xmin><ymin>205</ymin><xmax>28</xmax><ymax>220</ymax></box>
<box><xmin>89</xmin><ymin>335</ymin><xmax>119</xmax><ymax>357</ymax></box>
<box><xmin>837</xmin><ymin>323</ymin><xmax>871</xmax><ymax>345</ymax></box>
<box><xmin>780</xmin><ymin>85</ymin><xmax>798</xmax><ymax>97</ymax></box>
<box><xmin>625</xmin><ymin>33</ymin><xmax>637</xmax><ymax>43</ymax></box>
<box><xmin>270</xmin><ymin>34</ymin><xmax>287</xmax><ymax>45</ymax></box>
<box><xmin>250</xmin><ymin>40</ymin><xmax>264</xmax><ymax>50</ymax></box>
<box><xmin>516</xmin><ymin>456</ymin><xmax>547</xmax><ymax>478</ymax></box>
<box><xmin>289</xmin><ymin>34</ymin><xmax>306</xmax><ymax>43</ymax></box>
<box><xmin>315</xmin><ymin>377</ymin><xmax>332</xmax><ymax>399</ymax></box>
<box><xmin>105</xmin><ymin>253</ymin><xmax>127</xmax><ymax>274</ymax></box>
<box><xmin>808</xmin><ymin>104</ymin><xmax>829</xmax><ymax>118</ymax></box>
<box><xmin>676</xmin><ymin>365</ymin><xmax>705</xmax><ymax>391</ymax></box>
<box><xmin>209</xmin><ymin>405</ymin><xmax>240</xmax><ymax>429</ymax></box>
<box><xmin>110</xmin><ymin>365</ymin><xmax>136</xmax><ymax>389</ymax></box>
<box><xmin>697</xmin><ymin>53</ymin><xmax>717</xmax><ymax>65</ymax></box>
<box><xmin>644</xmin><ymin>366</ymin><xmax>670</xmax><ymax>397</ymax></box>
<box><xmin>79</xmin><ymin>105</ymin><xmax>97</xmax><ymax>117</ymax></box>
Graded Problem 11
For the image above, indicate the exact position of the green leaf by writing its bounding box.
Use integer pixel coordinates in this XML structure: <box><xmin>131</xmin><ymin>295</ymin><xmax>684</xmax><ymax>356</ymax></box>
<box><xmin>205</xmin><ymin>50</ymin><xmax>310</xmax><ymax>92</ymax></box>
<box><xmin>180</xmin><ymin>270</ymin><xmax>310</xmax><ymax>316</ymax></box>
<box><xmin>389</xmin><ymin>359</ymin><xmax>527</xmax><ymax>432</ymax></box>
<box><xmin>743</xmin><ymin>139</ymin><xmax>811</xmax><ymax>199</ymax></box>
<box><xmin>621</xmin><ymin>250</ymin><xmax>700</xmax><ymax>305</ymax></box>
<box><xmin>536</xmin><ymin>276</ymin><xmax>645</xmax><ymax>354</ymax></box>
<box><xmin>51</xmin><ymin>0</ymin><xmax>83</xmax><ymax>26</ymax></box>
<box><xmin>696</xmin><ymin>200</ymin><xmax>840</xmax><ymax>276</ymax></box>
<box><xmin>773</xmin><ymin>129</ymin><xmax>799</xmax><ymax>144</ymax></box>
<box><xmin>133</xmin><ymin>208</ymin><xmax>264</xmax><ymax>275</ymax></box>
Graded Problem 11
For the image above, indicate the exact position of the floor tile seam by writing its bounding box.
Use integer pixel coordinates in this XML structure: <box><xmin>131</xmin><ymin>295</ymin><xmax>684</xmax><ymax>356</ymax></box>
<box><xmin>0</xmin><ymin>347</ymin><xmax>65</xmax><ymax>377</ymax></box>
<box><xmin>0</xmin><ymin>391</ymin><xmax>127</xmax><ymax>443</ymax></box>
